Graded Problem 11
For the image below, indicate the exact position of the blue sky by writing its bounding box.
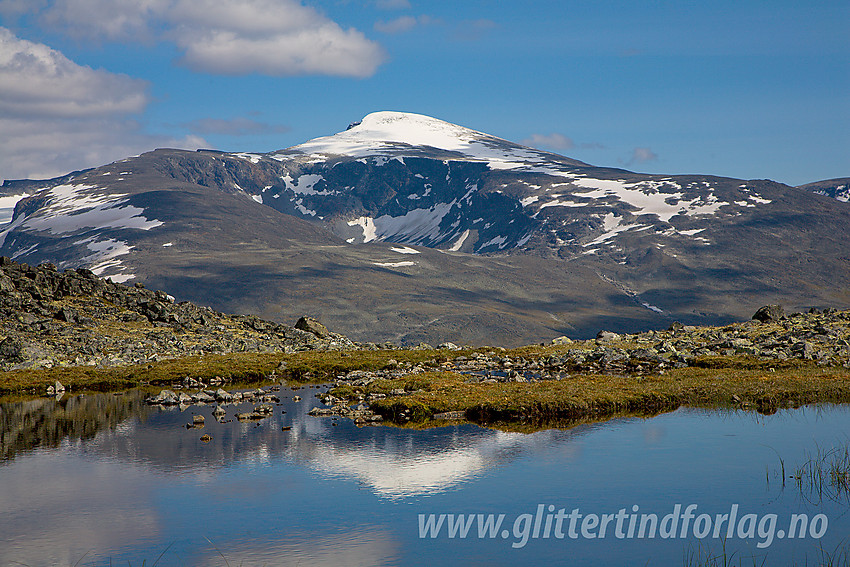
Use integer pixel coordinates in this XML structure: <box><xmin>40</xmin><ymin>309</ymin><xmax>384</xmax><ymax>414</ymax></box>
<box><xmin>0</xmin><ymin>0</ymin><xmax>847</xmax><ymax>185</ymax></box>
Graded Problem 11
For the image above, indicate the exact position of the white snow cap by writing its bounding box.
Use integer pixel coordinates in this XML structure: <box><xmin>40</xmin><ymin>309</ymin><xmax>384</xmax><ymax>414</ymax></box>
<box><xmin>294</xmin><ymin>111</ymin><xmax>489</xmax><ymax>156</ymax></box>
<box><xmin>287</xmin><ymin>111</ymin><xmax>585</xmax><ymax>175</ymax></box>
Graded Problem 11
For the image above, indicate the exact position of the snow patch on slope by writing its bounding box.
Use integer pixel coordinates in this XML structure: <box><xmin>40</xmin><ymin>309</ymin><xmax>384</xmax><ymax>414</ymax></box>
<box><xmin>75</xmin><ymin>236</ymin><xmax>136</xmax><ymax>283</ymax></box>
<box><xmin>390</xmin><ymin>246</ymin><xmax>420</xmax><ymax>254</ymax></box>
<box><xmin>0</xmin><ymin>193</ymin><xmax>30</xmax><ymax>224</ymax></box>
<box><xmin>373</xmin><ymin>261</ymin><xmax>416</xmax><ymax>268</ymax></box>
<box><xmin>347</xmin><ymin>201</ymin><xmax>457</xmax><ymax>245</ymax></box>
<box><xmin>0</xmin><ymin>184</ymin><xmax>162</xmax><ymax>249</ymax></box>
<box><xmin>586</xmin><ymin>213</ymin><xmax>648</xmax><ymax>246</ymax></box>
<box><xmin>449</xmin><ymin>229</ymin><xmax>470</xmax><ymax>251</ymax></box>
<box><xmin>570</xmin><ymin>178</ymin><xmax>726</xmax><ymax>223</ymax></box>
<box><xmin>23</xmin><ymin>184</ymin><xmax>162</xmax><ymax>234</ymax></box>
<box><xmin>282</xmin><ymin>173</ymin><xmax>332</xmax><ymax>195</ymax></box>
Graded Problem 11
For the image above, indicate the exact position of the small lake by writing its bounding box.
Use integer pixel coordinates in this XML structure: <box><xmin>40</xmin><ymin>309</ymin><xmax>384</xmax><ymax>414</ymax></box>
<box><xmin>2</xmin><ymin>385</ymin><xmax>850</xmax><ymax>566</ymax></box>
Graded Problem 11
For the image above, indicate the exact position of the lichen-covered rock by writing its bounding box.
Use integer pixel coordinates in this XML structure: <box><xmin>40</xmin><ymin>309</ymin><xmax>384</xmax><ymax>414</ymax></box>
<box><xmin>294</xmin><ymin>316</ymin><xmax>330</xmax><ymax>338</ymax></box>
<box><xmin>753</xmin><ymin>305</ymin><xmax>786</xmax><ymax>322</ymax></box>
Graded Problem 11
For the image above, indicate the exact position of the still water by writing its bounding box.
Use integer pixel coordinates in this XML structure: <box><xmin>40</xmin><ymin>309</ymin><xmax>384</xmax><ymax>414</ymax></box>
<box><xmin>1</xmin><ymin>386</ymin><xmax>849</xmax><ymax>566</ymax></box>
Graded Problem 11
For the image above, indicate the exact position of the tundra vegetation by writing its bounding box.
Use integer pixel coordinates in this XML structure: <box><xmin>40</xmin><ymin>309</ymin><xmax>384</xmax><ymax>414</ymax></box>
<box><xmin>0</xmin><ymin>258</ymin><xmax>848</xmax><ymax>428</ymax></box>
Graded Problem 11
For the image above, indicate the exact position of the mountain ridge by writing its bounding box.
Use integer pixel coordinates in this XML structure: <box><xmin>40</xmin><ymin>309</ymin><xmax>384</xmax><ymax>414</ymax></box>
<box><xmin>0</xmin><ymin>112</ymin><xmax>847</xmax><ymax>346</ymax></box>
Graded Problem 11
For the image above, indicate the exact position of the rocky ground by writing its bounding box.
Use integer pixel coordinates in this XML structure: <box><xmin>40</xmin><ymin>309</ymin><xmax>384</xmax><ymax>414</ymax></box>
<box><xmin>0</xmin><ymin>258</ymin><xmax>358</xmax><ymax>371</ymax></box>
<box><xmin>142</xmin><ymin>304</ymin><xmax>850</xmax><ymax>426</ymax></box>
<box><xmin>323</xmin><ymin>303</ymin><xmax>850</xmax><ymax>391</ymax></box>
<box><xmin>4</xmin><ymin>255</ymin><xmax>850</xmax><ymax>427</ymax></box>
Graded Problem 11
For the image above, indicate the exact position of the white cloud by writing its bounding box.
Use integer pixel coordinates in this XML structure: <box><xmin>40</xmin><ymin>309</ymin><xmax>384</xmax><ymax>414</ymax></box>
<box><xmin>169</xmin><ymin>0</ymin><xmax>385</xmax><ymax>77</ymax></box>
<box><xmin>0</xmin><ymin>29</ymin><xmax>206</xmax><ymax>182</ymax></box>
<box><xmin>0</xmin><ymin>0</ymin><xmax>46</xmax><ymax>17</ymax></box>
<box><xmin>374</xmin><ymin>15</ymin><xmax>417</xmax><ymax>34</ymax></box>
<box><xmin>0</xmin><ymin>117</ymin><xmax>207</xmax><ymax>182</ymax></box>
<box><xmin>35</xmin><ymin>0</ymin><xmax>386</xmax><ymax>77</ymax></box>
<box><xmin>0</xmin><ymin>27</ymin><xmax>149</xmax><ymax>118</ymax></box>
<box><xmin>629</xmin><ymin>146</ymin><xmax>658</xmax><ymax>164</ymax></box>
<box><xmin>522</xmin><ymin>133</ymin><xmax>575</xmax><ymax>151</ymax></box>
<box><xmin>40</xmin><ymin>0</ymin><xmax>170</xmax><ymax>42</ymax></box>
<box><xmin>374</xmin><ymin>14</ymin><xmax>436</xmax><ymax>34</ymax></box>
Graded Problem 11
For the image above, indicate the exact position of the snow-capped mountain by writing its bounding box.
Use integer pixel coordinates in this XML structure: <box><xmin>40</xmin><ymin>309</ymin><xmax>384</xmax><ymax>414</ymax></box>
<box><xmin>798</xmin><ymin>178</ymin><xmax>850</xmax><ymax>203</ymax></box>
<box><xmin>0</xmin><ymin>111</ymin><xmax>848</xmax><ymax>345</ymax></box>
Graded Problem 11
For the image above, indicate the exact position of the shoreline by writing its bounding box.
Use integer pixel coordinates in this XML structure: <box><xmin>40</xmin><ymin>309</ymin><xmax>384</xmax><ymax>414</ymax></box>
<box><xmin>4</xmin><ymin>320</ymin><xmax>849</xmax><ymax>428</ymax></box>
<box><xmin>0</xmin><ymin>259</ymin><xmax>848</xmax><ymax>427</ymax></box>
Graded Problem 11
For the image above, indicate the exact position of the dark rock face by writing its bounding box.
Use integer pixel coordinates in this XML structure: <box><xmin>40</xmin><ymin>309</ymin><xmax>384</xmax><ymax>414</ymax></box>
<box><xmin>753</xmin><ymin>305</ymin><xmax>786</xmax><ymax>322</ymax></box>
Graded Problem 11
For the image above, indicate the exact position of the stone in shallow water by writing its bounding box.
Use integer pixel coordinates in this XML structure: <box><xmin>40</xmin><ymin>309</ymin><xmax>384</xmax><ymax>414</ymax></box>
<box><xmin>147</xmin><ymin>389</ymin><xmax>178</xmax><ymax>405</ymax></box>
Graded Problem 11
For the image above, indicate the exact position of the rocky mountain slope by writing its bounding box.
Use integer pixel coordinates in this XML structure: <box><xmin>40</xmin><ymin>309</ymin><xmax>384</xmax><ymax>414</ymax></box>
<box><xmin>0</xmin><ymin>258</ymin><xmax>354</xmax><ymax>371</ymax></box>
<box><xmin>0</xmin><ymin>111</ymin><xmax>848</xmax><ymax>346</ymax></box>
<box><xmin>798</xmin><ymin>178</ymin><xmax>850</xmax><ymax>203</ymax></box>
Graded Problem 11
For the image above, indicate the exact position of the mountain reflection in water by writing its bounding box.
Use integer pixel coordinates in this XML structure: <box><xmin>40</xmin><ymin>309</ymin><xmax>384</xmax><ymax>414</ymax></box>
<box><xmin>2</xmin><ymin>389</ymin><xmax>850</xmax><ymax>566</ymax></box>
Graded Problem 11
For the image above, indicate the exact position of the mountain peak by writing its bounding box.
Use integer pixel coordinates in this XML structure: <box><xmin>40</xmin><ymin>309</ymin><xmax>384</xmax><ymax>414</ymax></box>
<box><xmin>287</xmin><ymin>110</ymin><xmax>588</xmax><ymax>170</ymax></box>
<box><xmin>348</xmin><ymin>111</ymin><xmax>487</xmax><ymax>147</ymax></box>
<box><xmin>290</xmin><ymin>110</ymin><xmax>491</xmax><ymax>157</ymax></box>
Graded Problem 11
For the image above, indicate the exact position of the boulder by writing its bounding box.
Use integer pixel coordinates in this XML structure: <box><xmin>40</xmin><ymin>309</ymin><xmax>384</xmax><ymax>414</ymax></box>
<box><xmin>596</xmin><ymin>330</ymin><xmax>620</xmax><ymax>342</ymax></box>
<box><xmin>55</xmin><ymin>308</ymin><xmax>78</xmax><ymax>323</ymax></box>
<box><xmin>192</xmin><ymin>391</ymin><xmax>216</xmax><ymax>403</ymax></box>
<box><xmin>214</xmin><ymin>388</ymin><xmax>233</xmax><ymax>402</ymax></box>
<box><xmin>0</xmin><ymin>337</ymin><xmax>23</xmax><ymax>361</ymax></box>
<box><xmin>295</xmin><ymin>316</ymin><xmax>330</xmax><ymax>338</ymax></box>
<box><xmin>148</xmin><ymin>389</ymin><xmax>179</xmax><ymax>405</ymax></box>
<box><xmin>753</xmin><ymin>305</ymin><xmax>785</xmax><ymax>322</ymax></box>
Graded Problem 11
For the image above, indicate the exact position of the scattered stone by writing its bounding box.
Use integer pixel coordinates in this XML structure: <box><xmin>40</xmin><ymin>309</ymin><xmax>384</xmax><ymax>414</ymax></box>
<box><xmin>200</xmin><ymin>434</ymin><xmax>212</xmax><ymax>442</ymax></box>
<box><xmin>254</xmin><ymin>403</ymin><xmax>273</xmax><ymax>414</ymax></box>
<box><xmin>551</xmin><ymin>336</ymin><xmax>573</xmax><ymax>345</ymax></box>
<box><xmin>147</xmin><ymin>389</ymin><xmax>179</xmax><ymax>405</ymax></box>
<box><xmin>214</xmin><ymin>388</ymin><xmax>233</xmax><ymax>403</ymax></box>
<box><xmin>433</xmin><ymin>411</ymin><xmax>466</xmax><ymax>420</ymax></box>
<box><xmin>753</xmin><ymin>305</ymin><xmax>786</xmax><ymax>322</ymax></box>
<box><xmin>0</xmin><ymin>337</ymin><xmax>23</xmax><ymax>362</ymax></box>
<box><xmin>295</xmin><ymin>316</ymin><xmax>330</xmax><ymax>338</ymax></box>
<box><xmin>596</xmin><ymin>330</ymin><xmax>620</xmax><ymax>342</ymax></box>
<box><xmin>55</xmin><ymin>308</ymin><xmax>79</xmax><ymax>323</ymax></box>
<box><xmin>0</xmin><ymin>258</ymin><xmax>357</xmax><ymax>373</ymax></box>
<box><xmin>192</xmin><ymin>391</ymin><xmax>216</xmax><ymax>404</ymax></box>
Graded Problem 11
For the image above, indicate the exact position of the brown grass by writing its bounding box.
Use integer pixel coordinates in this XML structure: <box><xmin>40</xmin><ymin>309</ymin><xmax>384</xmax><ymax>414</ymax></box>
<box><xmin>358</xmin><ymin>365</ymin><xmax>850</xmax><ymax>425</ymax></box>
<box><xmin>3</xmin><ymin>347</ymin><xmax>849</xmax><ymax>429</ymax></box>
